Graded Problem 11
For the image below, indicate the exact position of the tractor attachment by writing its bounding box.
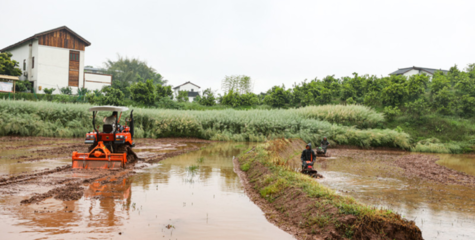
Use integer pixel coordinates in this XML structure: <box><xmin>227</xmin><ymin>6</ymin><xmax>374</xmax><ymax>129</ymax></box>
<box><xmin>72</xmin><ymin>142</ymin><xmax>127</xmax><ymax>169</ymax></box>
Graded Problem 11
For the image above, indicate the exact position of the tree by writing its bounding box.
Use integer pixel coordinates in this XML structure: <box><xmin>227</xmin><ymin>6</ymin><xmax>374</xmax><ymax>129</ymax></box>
<box><xmin>0</xmin><ymin>52</ymin><xmax>21</xmax><ymax>76</ymax></box>
<box><xmin>405</xmin><ymin>74</ymin><xmax>429</xmax><ymax>101</ymax></box>
<box><xmin>104</xmin><ymin>55</ymin><xmax>167</xmax><ymax>85</ymax></box>
<box><xmin>240</xmin><ymin>92</ymin><xmax>259</xmax><ymax>106</ymax></box>
<box><xmin>129</xmin><ymin>79</ymin><xmax>155</xmax><ymax>105</ymax></box>
<box><xmin>222</xmin><ymin>75</ymin><xmax>253</xmax><ymax>94</ymax></box>
<box><xmin>405</xmin><ymin>98</ymin><xmax>429</xmax><ymax>119</ymax></box>
<box><xmin>221</xmin><ymin>90</ymin><xmax>241</xmax><ymax>107</ymax></box>
<box><xmin>15</xmin><ymin>80</ymin><xmax>32</xmax><ymax>92</ymax></box>
<box><xmin>156</xmin><ymin>84</ymin><xmax>173</xmax><ymax>100</ymax></box>
<box><xmin>199</xmin><ymin>88</ymin><xmax>216</xmax><ymax>106</ymax></box>
<box><xmin>264</xmin><ymin>86</ymin><xmax>287</xmax><ymax>108</ymax></box>
<box><xmin>430</xmin><ymin>71</ymin><xmax>450</xmax><ymax>95</ymax></box>
<box><xmin>433</xmin><ymin>86</ymin><xmax>455</xmax><ymax>115</ymax></box>
<box><xmin>176</xmin><ymin>90</ymin><xmax>189</xmax><ymax>102</ymax></box>
<box><xmin>101</xmin><ymin>86</ymin><xmax>125</xmax><ymax>106</ymax></box>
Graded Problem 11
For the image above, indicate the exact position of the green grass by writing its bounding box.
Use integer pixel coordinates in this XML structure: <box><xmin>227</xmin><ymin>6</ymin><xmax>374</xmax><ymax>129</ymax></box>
<box><xmin>0</xmin><ymin>99</ymin><xmax>411</xmax><ymax>149</ymax></box>
<box><xmin>237</xmin><ymin>139</ymin><xmax>418</xmax><ymax>238</ymax></box>
<box><xmin>238</xmin><ymin>139</ymin><xmax>400</xmax><ymax>219</ymax></box>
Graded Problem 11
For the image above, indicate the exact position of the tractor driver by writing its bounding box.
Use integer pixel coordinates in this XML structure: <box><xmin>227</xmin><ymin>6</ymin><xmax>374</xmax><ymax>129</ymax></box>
<box><xmin>320</xmin><ymin>137</ymin><xmax>330</xmax><ymax>154</ymax></box>
<box><xmin>301</xmin><ymin>143</ymin><xmax>316</xmax><ymax>168</ymax></box>
<box><xmin>103</xmin><ymin>111</ymin><xmax>118</xmax><ymax>125</ymax></box>
<box><xmin>103</xmin><ymin>111</ymin><xmax>118</xmax><ymax>132</ymax></box>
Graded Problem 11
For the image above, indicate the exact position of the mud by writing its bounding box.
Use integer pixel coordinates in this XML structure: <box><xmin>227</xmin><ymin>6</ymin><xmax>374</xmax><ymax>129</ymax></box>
<box><xmin>331</xmin><ymin>149</ymin><xmax>475</xmax><ymax>187</ymax></box>
<box><xmin>235</xmin><ymin>140</ymin><xmax>423</xmax><ymax>240</ymax></box>
<box><xmin>0</xmin><ymin>140</ymin><xmax>293</xmax><ymax>240</ymax></box>
<box><xmin>0</xmin><ymin>137</ymin><xmax>206</xmax><ymax>206</ymax></box>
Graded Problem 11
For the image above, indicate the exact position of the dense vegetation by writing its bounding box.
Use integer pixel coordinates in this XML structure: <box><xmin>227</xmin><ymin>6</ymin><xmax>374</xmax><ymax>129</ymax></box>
<box><xmin>0</xmin><ymin>100</ymin><xmax>410</xmax><ymax>149</ymax></box>
<box><xmin>2</xmin><ymin>52</ymin><xmax>474</xmax><ymax>153</ymax></box>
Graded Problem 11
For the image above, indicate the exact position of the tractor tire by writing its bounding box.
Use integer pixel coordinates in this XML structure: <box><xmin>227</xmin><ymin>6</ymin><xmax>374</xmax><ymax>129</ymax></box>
<box><xmin>115</xmin><ymin>144</ymin><xmax>138</xmax><ymax>164</ymax></box>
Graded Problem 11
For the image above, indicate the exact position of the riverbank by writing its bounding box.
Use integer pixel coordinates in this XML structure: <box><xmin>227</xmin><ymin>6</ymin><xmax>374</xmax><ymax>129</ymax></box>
<box><xmin>235</xmin><ymin>138</ymin><xmax>422</xmax><ymax>240</ymax></box>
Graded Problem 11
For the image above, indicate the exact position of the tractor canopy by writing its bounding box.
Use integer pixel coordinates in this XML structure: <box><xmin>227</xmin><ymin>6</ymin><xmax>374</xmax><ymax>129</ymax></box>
<box><xmin>88</xmin><ymin>106</ymin><xmax>129</xmax><ymax>112</ymax></box>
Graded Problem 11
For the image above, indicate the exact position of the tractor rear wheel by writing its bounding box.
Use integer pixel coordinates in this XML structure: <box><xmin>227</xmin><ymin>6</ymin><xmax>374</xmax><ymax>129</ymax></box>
<box><xmin>115</xmin><ymin>144</ymin><xmax>138</xmax><ymax>164</ymax></box>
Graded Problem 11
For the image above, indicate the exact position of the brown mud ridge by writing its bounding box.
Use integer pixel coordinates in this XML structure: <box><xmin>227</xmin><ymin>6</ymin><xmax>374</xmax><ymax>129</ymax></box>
<box><xmin>234</xmin><ymin>139</ymin><xmax>422</xmax><ymax>240</ymax></box>
<box><xmin>1</xmin><ymin>137</ymin><xmax>206</xmax><ymax>204</ymax></box>
<box><xmin>332</xmin><ymin>149</ymin><xmax>475</xmax><ymax>187</ymax></box>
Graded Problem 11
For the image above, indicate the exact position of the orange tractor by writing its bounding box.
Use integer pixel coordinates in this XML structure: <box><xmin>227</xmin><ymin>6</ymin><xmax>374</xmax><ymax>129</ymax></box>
<box><xmin>72</xmin><ymin>106</ymin><xmax>138</xmax><ymax>169</ymax></box>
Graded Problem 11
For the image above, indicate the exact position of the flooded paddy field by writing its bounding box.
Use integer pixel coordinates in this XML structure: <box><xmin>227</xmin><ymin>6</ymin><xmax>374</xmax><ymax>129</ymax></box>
<box><xmin>0</xmin><ymin>137</ymin><xmax>292</xmax><ymax>239</ymax></box>
<box><xmin>315</xmin><ymin>149</ymin><xmax>475</xmax><ymax>240</ymax></box>
<box><xmin>2</xmin><ymin>137</ymin><xmax>475</xmax><ymax>239</ymax></box>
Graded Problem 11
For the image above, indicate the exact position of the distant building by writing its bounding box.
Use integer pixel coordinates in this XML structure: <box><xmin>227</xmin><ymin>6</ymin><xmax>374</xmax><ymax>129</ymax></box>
<box><xmin>390</xmin><ymin>66</ymin><xmax>448</xmax><ymax>78</ymax></box>
<box><xmin>0</xmin><ymin>26</ymin><xmax>111</xmax><ymax>93</ymax></box>
<box><xmin>173</xmin><ymin>81</ymin><xmax>201</xmax><ymax>102</ymax></box>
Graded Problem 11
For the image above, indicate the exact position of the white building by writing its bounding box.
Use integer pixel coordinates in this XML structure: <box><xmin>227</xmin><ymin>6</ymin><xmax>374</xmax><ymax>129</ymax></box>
<box><xmin>389</xmin><ymin>66</ymin><xmax>448</xmax><ymax>78</ymax></box>
<box><xmin>0</xmin><ymin>26</ymin><xmax>111</xmax><ymax>94</ymax></box>
<box><xmin>173</xmin><ymin>81</ymin><xmax>201</xmax><ymax>102</ymax></box>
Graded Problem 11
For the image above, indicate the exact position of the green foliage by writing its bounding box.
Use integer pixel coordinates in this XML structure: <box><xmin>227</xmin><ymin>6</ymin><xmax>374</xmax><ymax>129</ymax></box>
<box><xmin>346</xmin><ymin>97</ymin><xmax>355</xmax><ymax>105</ymax></box>
<box><xmin>129</xmin><ymin>79</ymin><xmax>155</xmax><ymax>105</ymax></box>
<box><xmin>383</xmin><ymin>106</ymin><xmax>400</xmax><ymax>121</ymax></box>
<box><xmin>60</xmin><ymin>86</ymin><xmax>72</xmax><ymax>95</ymax></box>
<box><xmin>0</xmin><ymin>100</ymin><xmax>411</xmax><ymax>149</ymax></box>
<box><xmin>221</xmin><ymin>75</ymin><xmax>253</xmax><ymax>94</ymax></box>
<box><xmin>15</xmin><ymin>80</ymin><xmax>32</xmax><ymax>92</ymax></box>
<box><xmin>77</xmin><ymin>87</ymin><xmax>89</xmax><ymax>96</ymax></box>
<box><xmin>0</xmin><ymin>52</ymin><xmax>22</xmax><ymax>76</ymax></box>
<box><xmin>264</xmin><ymin>86</ymin><xmax>288</xmax><ymax>108</ymax></box>
<box><xmin>404</xmin><ymin>98</ymin><xmax>429</xmax><ymax>119</ymax></box>
<box><xmin>43</xmin><ymin>88</ymin><xmax>55</xmax><ymax>95</ymax></box>
<box><xmin>156</xmin><ymin>84</ymin><xmax>173</xmax><ymax>100</ymax></box>
<box><xmin>104</xmin><ymin>55</ymin><xmax>167</xmax><ymax>86</ymax></box>
<box><xmin>198</xmin><ymin>88</ymin><xmax>216</xmax><ymax>106</ymax></box>
<box><xmin>176</xmin><ymin>90</ymin><xmax>189</xmax><ymax>102</ymax></box>
<box><xmin>101</xmin><ymin>86</ymin><xmax>125</xmax><ymax>106</ymax></box>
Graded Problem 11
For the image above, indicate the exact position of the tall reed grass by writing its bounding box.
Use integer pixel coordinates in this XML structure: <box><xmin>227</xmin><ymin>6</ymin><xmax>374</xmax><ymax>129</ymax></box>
<box><xmin>292</xmin><ymin>104</ymin><xmax>385</xmax><ymax>127</ymax></box>
<box><xmin>0</xmin><ymin>100</ymin><xmax>410</xmax><ymax>149</ymax></box>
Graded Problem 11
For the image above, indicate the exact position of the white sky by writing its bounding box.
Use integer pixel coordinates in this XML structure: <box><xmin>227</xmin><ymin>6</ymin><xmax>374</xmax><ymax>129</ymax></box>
<box><xmin>1</xmin><ymin>0</ymin><xmax>474</xmax><ymax>93</ymax></box>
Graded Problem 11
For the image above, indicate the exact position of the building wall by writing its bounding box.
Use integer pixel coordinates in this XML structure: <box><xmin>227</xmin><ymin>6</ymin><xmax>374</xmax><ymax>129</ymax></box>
<box><xmin>84</xmin><ymin>73</ymin><xmax>111</xmax><ymax>91</ymax></box>
<box><xmin>174</xmin><ymin>83</ymin><xmax>201</xmax><ymax>102</ymax></box>
<box><xmin>7</xmin><ymin>42</ymin><xmax>31</xmax><ymax>81</ymax></box>
<box><xmin>36</xmin><ymin>45</ymin><xmax>85</xmax><ymax>93</ymax></box>
<box><xmin>403</xmin><ymin>69</ymin><xmax>433</xmax><ymax>78</ymax></box>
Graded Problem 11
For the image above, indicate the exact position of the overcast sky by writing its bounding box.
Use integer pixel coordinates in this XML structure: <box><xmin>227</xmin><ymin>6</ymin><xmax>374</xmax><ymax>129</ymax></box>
<box><xmin>1</xmin><ymin>0</ymin><xmax>474</xmax><ymax>93</ymax></box>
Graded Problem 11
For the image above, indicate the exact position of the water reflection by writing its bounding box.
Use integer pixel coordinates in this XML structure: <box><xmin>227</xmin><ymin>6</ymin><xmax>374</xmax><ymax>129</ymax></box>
<box><xmin>0</xmin><ymin>142</ymin><xmax>293</xmax><ymax>240</ymax></box>
<box><xmin>316</xmin><ymin>151</ymin><xmax>475</xmax><ymax>240</ymax></box>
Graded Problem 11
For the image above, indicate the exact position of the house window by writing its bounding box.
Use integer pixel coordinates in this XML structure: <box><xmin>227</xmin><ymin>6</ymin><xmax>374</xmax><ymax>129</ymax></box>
<box><xmin>32</xmin><ymin>57</ymin><xmax>35</xmax><ymax>69</ymax></box>
<box><xmin>70</xmin><ymin>51</ymin><xmax>79</xmax><ymax>61</ymax></box>
<box><xmin>191</xmin><ymin>89</ymin><xmax>194</xmax><ymax>92</ymax></box>
<box><xmin>23</xmin><ymin>60</ymin><xmax>26</xmax><ymax>70</ymax></box>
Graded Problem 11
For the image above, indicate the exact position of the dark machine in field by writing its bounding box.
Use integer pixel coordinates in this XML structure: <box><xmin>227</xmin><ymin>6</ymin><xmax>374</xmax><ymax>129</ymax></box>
<box><xmin>72</xmin><ymin>106</ymin><xmax>138</xmax><ymax>169</ymax></box>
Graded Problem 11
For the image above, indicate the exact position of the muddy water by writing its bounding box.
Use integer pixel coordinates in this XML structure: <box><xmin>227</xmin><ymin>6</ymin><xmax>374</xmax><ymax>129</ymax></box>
<box><xmin>436</xmin><ymin>153</ymin><xmax>475</xmax><ymax>177</ymax></box>
<box><xmin>0</xmin><ymin>142</ymin><xmax>293</xmax><ymax>240</ymax></box>
<box><xmin>316</xmin><ymin>150</ymin><xmax>475</xmax><ymax>240</ymax></box>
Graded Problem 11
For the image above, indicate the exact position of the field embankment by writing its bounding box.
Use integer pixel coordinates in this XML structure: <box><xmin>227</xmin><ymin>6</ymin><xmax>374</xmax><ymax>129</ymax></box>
<box><xmin>235</xmin><ymin>138</ymin><xmax>422</xmax><ymax>240</ymax></box>
<box><xmin>0</xmin><ymin>100</ymin><xmax>410</xmax><ymax>149</ymax></box>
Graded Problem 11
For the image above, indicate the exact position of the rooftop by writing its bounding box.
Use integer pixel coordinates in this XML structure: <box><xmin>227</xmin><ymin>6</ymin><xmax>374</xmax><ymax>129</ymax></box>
<box><xmin>390</xmin><ymin>66</ymin><xmax>448</xmax><ymax>75</ymax></box>
<box><xmin>0</xmin><ymin>26</ymin><xmax>91</xmax><ymax>52</ymax></box>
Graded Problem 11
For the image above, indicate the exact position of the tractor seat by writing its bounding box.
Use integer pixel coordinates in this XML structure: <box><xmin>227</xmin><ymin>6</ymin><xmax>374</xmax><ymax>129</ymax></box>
<box><xmin>103</xmin><ymin>124</ymin><xmax>114</xmax><ymax>133</ymax></box>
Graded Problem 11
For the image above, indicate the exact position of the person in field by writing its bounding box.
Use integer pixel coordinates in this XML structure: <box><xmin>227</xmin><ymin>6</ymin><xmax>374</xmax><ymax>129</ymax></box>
<box><xmin>320</xmin><ymin>137</ymin><xmax>330</xmax><ymax>154</ymax></box>
<box><xmin>301</xmin><ymin>143</ymin><xmax>316</xmax><ymax>168</ymax></box>
<box><xmin>103</xmin><ymin>111</ymin><xmax>118</xmax><ymax>125</ymax></box>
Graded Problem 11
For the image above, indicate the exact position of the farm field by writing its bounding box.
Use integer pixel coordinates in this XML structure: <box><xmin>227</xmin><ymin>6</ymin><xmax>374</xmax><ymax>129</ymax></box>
<box><xmin>0</xmin><ymin>137</ymin><xmax>474</xmax><ymax>239</ymax></box>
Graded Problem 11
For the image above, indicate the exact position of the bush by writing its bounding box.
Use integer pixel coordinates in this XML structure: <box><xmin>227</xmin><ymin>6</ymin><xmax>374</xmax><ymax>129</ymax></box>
<box><xmin>383</xmin><ymin>106</ymin><xmax>400</xmax><ymax>121</ymax></box>
<box><xmin>60</xmin><ymin>86</ymin><xmax>72</xmax><ymax>95</ymax></box>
